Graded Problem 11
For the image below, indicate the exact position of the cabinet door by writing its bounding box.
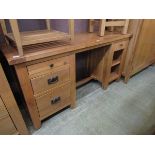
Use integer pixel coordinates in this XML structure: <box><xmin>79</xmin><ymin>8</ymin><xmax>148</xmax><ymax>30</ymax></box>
<box><xmin>0</xmin><ymin>97</ymin><xmax>17</xmax><ymax>135</ymax></box>
<box><xmin>132</xmin><ymin>20</ymin><xmax>155</xmax><ymax>74</ymax></box>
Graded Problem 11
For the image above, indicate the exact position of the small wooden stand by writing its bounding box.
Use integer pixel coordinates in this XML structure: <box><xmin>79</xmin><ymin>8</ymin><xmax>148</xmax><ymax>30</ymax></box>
<box><xmin>89</xmin><ymin>19</ymin><xmax>129</xmax><ymax>36</ymax></box>
<box><xmin>0</xmin><ymin>19</ymin><xmax>74</xmax><ymax>56</ymax></box>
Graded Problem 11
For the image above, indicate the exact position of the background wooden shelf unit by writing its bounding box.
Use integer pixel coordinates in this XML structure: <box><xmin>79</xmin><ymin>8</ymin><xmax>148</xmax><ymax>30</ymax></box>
<box><xmin>89</xmin><ymin>19</ymin><xmax>129</xmax><ymax>36</ymax></box>
<box><xmin>0</xmin><ymin>19</ymin><xmax>74</xmax><ymax>56</ymax></box>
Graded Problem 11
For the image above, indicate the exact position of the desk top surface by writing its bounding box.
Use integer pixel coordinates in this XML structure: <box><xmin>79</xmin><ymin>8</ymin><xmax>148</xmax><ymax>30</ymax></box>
<box><xmin>0</xmin><ymin>32</ymin><xmax>131</xmax><ymax>65</ymax></box>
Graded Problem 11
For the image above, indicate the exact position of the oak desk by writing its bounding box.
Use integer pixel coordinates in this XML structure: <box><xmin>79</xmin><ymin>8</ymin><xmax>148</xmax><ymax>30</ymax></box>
<box><xmin>1</xmin><ymin>32</ymin><xmax>131</xmax><ymax>129</ymax></box>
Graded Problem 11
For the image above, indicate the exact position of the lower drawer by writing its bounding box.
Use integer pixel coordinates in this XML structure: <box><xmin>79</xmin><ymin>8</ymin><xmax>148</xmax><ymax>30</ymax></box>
<box><xmin>0</xmin><ymin>116</ymin><xmax>17</xmax><ymax>135</ymax></box>
<box><xmin>35</xmin><ymin>82</ymin><xmax>71</xmax><ymax>120</ymax></box>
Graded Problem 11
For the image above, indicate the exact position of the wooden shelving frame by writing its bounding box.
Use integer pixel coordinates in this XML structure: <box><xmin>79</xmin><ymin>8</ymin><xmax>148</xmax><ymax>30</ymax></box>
<box><xmin>89</xmin><ymin>19</ymin><xmax>129</xmax><ymax>36</ymax></box>
<box><xmin>0</xmin><ymin>19</ymin><xmax>75</xmax><ymax>56</ymax></box>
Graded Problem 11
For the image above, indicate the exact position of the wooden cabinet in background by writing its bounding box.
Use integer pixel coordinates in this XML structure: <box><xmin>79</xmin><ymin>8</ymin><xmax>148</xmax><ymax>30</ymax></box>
<box><xmin>0</xmin><ymin>63</ymin><xmax>28</xmax><ymax>135</ymax></box>
<box><xmin>123</xmin><ymin>19</ymin><xmax>155</xmax><ymax>82</ymax></box>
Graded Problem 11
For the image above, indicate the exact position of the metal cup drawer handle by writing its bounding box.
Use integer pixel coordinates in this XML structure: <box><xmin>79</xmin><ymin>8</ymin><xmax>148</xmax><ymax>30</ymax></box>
<box><xmin>48</xmin><ymin>76</ymin><xmax>59</xmax><ymax>84</ymax></box>
<box><xmin>49</xmin><ymin>64</ymin><xmax>54</xmax><ymax>68</ymax></box>
<box><xmin>51</xmin><ymin>96</ymin><xmax>61</xmax><ymax>104</ymax></box>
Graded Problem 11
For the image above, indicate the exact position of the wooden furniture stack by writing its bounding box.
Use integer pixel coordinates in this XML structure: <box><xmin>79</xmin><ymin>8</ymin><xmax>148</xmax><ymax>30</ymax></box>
<box><xmin>0</xmin><ymin>19</ymin><xmax>131</xmax><ymax>129</ymax></box>
<box><xmin>0</xmin><ymin>63</ymin><xmax>28</xmax><ymax>134</ymax></box>
<box><xmin>0</xmin><ymin>19</ymin><xmax>74</xmax><ymax>56</ymax></box>
<box><xmin>89</xmin><ymin>19</ymin><xmax>129</xmax><ymax>36</ymax></box>
<box><xmin>123</xmin><ymin>19</ymin><xmax>155</xmax><ymax>82</ymax></box>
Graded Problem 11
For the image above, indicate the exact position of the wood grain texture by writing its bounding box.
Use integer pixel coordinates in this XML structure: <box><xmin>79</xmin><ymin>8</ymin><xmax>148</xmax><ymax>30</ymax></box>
<box><xmin>15</xmin><ymin>64</ymin><xmax>41</xmax><ymax>129</ymax></box>
<box><xmin>123</xmin><ymin>19</ymin><xmax>143</xmax><ymax>82</ymax></box>
<box><xmin>6</xmin><ymin>30</ymin><xmax>71</xmax><ymax>46</ymax></box>
<box><xmin>0</xmin><ymin>64</ymin><xmax>28</xmax><ymax>134</ymax></box>
<box><xmin>68</xmin><ymin>19</ymin><xmax>74</xmax><ymax>40</ymax></box>
<box><xmin>102</xmin><ymin>40</ymin><xmax>129</xmax><ymax>89</ymax></box>
<box><xmin>69</xmin><ymin>54</ymin><xmax>76</xmax><ymax>108</ymax></box>
<box><xmin>123</xmin><ymin>19</ymin><xmax>155</xmax><ymax>83</ymax></box>
<box><xmin>0</xmin><ymin>115</ymin><xmax>17</xmax><ymax>135</ymax></box>
<box><xmin>0</xmin><ymin>96</ymin><xmax>8</xmax><ymax>119</ymax></box>
<box><xmin>27</xmin><ymin>56</ymin><xmax>69</xmax><ymax>77</ymax></box>
<box><xmin>9</xmin><ymin>19</ymin><xmax>23</xmax><ymax>56</ymax></box>
<box><xmin>31</xmin><ymin>65</ymin><xmax>70</xmax><ymax>95</ymax></box>
<box><xmin>35</xmin><ymin>82</ymin><xmax>71</xmax><ymax>120</ymax></box>
<box><xmin>1</xmin><ymin>33</ymin><xmax>131</xmax><ymax>65</ymax></box>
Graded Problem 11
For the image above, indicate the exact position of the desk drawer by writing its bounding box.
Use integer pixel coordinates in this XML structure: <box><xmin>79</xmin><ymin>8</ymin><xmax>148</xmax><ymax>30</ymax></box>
<box><xmin>0</xmin><ymin>97</ymin><xmax>8</xmax><ymax>119</ymax></box>
<box><xmin>35</xmin><ymin>82</ymin><xmax>71</xmax><ymax>120</ymax></box>
<box><xmin>27</xmin><ymin>56</ymin><xmax>70</xmax><ymax>78</ymax></box>
<box><xmin>0</xmin><ymin>116</ymin><xmax>17</xmax><ymax>135</ymax></box>
<box><xmin>31</xmin><ymin>65</ymin><xmax>70</xmax><ymax>95</ymax></box>
<box><xmin>113</xmin><ymin>40</ymin><xmax>128</xmax><ymax>51</ymax></box>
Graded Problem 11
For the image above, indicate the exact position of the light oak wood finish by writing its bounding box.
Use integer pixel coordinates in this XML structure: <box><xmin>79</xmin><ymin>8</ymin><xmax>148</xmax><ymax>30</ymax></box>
<box><xmin>31</xmin><ymin>65</ymin><xmax>70</xmax><ymax>95</ymax></box>
<box><xmin>0</xmin><ymin>19</ymin><xmax>7</xmax><ymax>34</ymax></box>
<box><xmin>0</xmin><ymin>97</ymin><xmax>17</xmax><ymax>135</ymax></box>
<box><xmin>46</xmin><ymin>19</ymin><xmax>51</xmax><ymax>30</ymax></box>
<box><xmin>2</xmin><ymin>19</ymin><xmax>75</xmax><ymax>56</ymax></box>
<box><xmin>89</xmin><ymin>19</ymin><xmax>94</xmax><ymax>33</ymax></box>
<box><xmin>0</xmin><ymin>64</ymin><xmax>28</xmax><ymax>134</ymax></box>
<box><xmin>6</xmin><ymin>30</ymin><xmax>72</xmax><ymax>46</ymax></box>
<box><xmin>0</xmin><ymin>97</ymin><xmax>8</xmax><ymax>118</ymax></box>
<box><xmin>68</xmin><ymin>54</ymin><xmax>76</xmax><ymax>108</ymax></box>
<box><xmin>0</xmin><ymin>115</ymin><xmax>17</xmax><ymax>135</ymax></box>
<box><xmin>35</xmin><ymin>82</ymin><xmax>71</xmax><ymax>120</ymax></box>
<box><xmin>0</xmin><ymin>19</ymin><xmax>9</xmax><ymax>44</ymax></box>
<box><xmin>102</xmin><ymin>40</ymin><xmax>129</xmax><ymax>89</ymax></box>
<box><xmin>89</xmin><ymin>19</ymin><xmax>129</xmax><ymax>36</ymax></box>
<box><xmin>76</xmin><ymin>76</ymin><xmax>93</xmax><ymax>87</ymax></box>
<box><xmin>1</xmin><ymin>33</ymin><xmax>131</xmax><ymax>65</ymax></box>
<box><xmin>27</xmin><ymin>56</ymin><xmax>69</xmax><ymax>77</ymax></box>
<box><xmin>68</xmin><ymin>19</ymin><xmax>74</xmax><ymax>40</ymax></box>
<box><xmin>1</xmin><ymin>32</ymin><xmax>131</xmax><ymax>129</ymax></box>
<box><xmin>15</xmin><ymin>64</ymin><xmax>41</xmax><ymax>129</ymax></box>
<box><xmin>14</xmin><ymin>54</ymin><xmax>76</xmax><ymax>129</ymax></box>
<box><xmin>9</xmin><ymin>20</ymin><xmax>23</xmax><ymax>56</ymax></box>
<box><xmin>99</xmin><ymin>20</ymin><xmax>106</xmax><ymax>36</ymax></box>
<box><xmin>123</xmin><ymin>19</ymin><xmax>155</xmax><ymax>83</ymax></box>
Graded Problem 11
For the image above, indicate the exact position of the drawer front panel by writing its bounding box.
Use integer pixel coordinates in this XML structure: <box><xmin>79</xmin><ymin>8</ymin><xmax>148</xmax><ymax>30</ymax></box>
<box><xmin>35</xmin><ymin>82</ymin><xmax>71</xmax><ymax>120</ymax></box>
<box><xmin>0</xmin><ymin>116</ymin><xmax>17</xmax><ymax>135</ymax></box>
<box><xmin>113</xmin><ymin>40</ymin><xmax>128</xmax><ymax>51</ymax></box>
<box><xmin>31</xmin><ymin>65</ymin><xmax>70</xmax><ymax>95</ymax></box>
<box><xmin>27</xmin><ymin>56</ymin><xmax>70</xmax><ymax>77</ymax></box>
<box><xmin>0</xmin><ymin>97</ymin><xmax>8</xmax><ymax>119</ymax></box>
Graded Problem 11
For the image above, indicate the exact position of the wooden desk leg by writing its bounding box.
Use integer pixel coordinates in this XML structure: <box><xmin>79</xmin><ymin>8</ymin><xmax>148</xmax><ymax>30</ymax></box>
<box><xmin>69</xmin><ymin>54</ymin><xmax>76</xmax><ymax>109</ymax></box>
<box><xmin>102</xmin><ymin>46</ymin><xmax>114</xmax><ymax>90</ymax></box>
<box><xmin>15</xmin><ymin>64</ymin><xmax>41</xmax><ymax>129</ymax></box>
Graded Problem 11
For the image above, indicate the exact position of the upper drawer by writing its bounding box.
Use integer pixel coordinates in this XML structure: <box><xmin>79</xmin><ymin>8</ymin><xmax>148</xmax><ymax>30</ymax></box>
<box><xmin>0</xmin><ymin>97</ymin><xmax>8</xmax><ymax>119</ymax></box>
<box><xmin>27</xmin><ymin>56</ymin><xmax>70</xmax><ymax>78</ymax></box>
<box><xmin>113</xmin><ymin>40</ymin><xmax>128</xmax><ymax>51</ymax></box>
<box><xmin>31</xmin><ymin>65</ymin><xmax>70</xmax><ymax>95</ymax></box>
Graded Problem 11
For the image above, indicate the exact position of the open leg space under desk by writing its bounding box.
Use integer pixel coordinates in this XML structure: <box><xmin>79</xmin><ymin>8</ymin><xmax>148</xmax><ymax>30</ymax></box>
<box><xmin>76</xmin><ymin>45</ymin><xmax>110</xmax><ymax>88</ymax></box>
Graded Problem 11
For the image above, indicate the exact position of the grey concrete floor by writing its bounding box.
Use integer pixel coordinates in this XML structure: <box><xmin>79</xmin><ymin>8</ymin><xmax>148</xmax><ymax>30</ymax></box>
<box><xmin>29</xmin><ymin>66</ymin><xmax>155</xmax><ymax>135</ymax></box>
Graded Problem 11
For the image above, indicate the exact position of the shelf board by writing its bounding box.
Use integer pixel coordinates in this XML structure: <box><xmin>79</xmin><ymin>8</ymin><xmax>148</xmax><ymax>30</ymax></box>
<box><xmin>76</xmin><ymin>76</ymin><xmax>93</xmax><ymax>88</ymax></box>
<box><xmin>111</xmin><ymin>59</ymin><xmax>121</xmax><ymax>67</ymax></box>
<box><xmin>109</xmin><ymin>72</ymin><xmax>119</xmax><ymax>82</ymax></box>
<box><xmin>6</xmin><ymin>30</ymin><xmax>71</xmax><ymax>46</ymax></box>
